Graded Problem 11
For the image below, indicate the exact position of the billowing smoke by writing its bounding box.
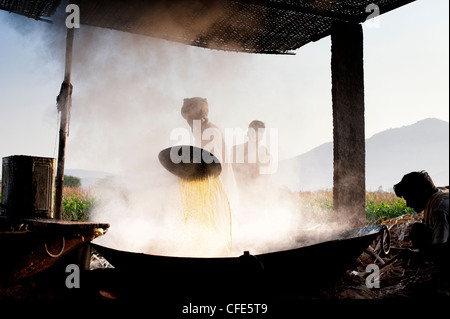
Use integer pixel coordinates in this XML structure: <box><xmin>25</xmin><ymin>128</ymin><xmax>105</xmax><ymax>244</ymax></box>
<box><xmin>64</xmin><ymin>26</ymin><xmax>343</xmax><ymax>256</ymax></box>
<box><xmin>2</xmin><ymin>4</ymin><xmax>344</xmax><ymax>257</ymax></box>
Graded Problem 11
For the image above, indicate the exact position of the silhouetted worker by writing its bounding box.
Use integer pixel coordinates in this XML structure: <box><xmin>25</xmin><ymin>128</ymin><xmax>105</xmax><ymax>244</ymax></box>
<box><xmin>182</xmin><ymin>98</ymin><xmax>225</xmax><ymax>161</ymax></box>
<box><xmin>181</xmin><ymin>97</ymin><xmax>237</xmax><ymax>196</ymax></box>
<box><xmin>232</xmin><ymin>120</ymin><xmax>271</xmax><ymax>186</ymax></box>
<box><xmin>394</xmin><ymin>171</ymin><xmax>449</xmax><ymax>297</ymax></box>
<box><xmin>179</xmin><ymin>97</ymin><xmax>238</xmax><ymax>256</ymax></box>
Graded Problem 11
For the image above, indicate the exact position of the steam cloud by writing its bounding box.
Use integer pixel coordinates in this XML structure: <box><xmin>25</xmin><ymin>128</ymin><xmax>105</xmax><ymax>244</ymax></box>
<box><xmin>62</xmin><ymin>25</ymin><xmax>343</xmax><ymax>256</ymax></box>
<box><xmin>3</xmin><ymin>4</ymin><xmax>346</xmax><ymax>257</ymax></box>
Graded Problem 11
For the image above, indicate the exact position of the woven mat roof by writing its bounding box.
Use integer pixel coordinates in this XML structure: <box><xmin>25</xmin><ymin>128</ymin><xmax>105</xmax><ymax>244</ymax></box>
<box><xmin>1</xmin><ymin>0</ymin><xmax>415</xmax><ymax>54</ymax></box>
<box><xmin>0</xmin><ymin>0</ymin><xmax>60</xmax><ymax>21</ymax></box>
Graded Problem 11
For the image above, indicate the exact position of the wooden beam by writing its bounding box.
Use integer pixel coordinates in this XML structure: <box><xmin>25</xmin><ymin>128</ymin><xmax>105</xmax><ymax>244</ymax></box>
<box><xmin>54</xmin><ymin>26</ymin><xmax>74</xmax><ymax>220</ymax></box>
<box><xmin>331</xmin><ymin>22</ymin><xmax>366</xmax><ymax>227</ymax></box>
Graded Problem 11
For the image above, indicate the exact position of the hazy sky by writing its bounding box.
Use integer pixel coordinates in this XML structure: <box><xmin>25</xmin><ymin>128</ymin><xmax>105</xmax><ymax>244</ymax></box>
<box><xmin>0</xmin><ymin>0</ymin><xmax>448</xmax><ymax>175</ymax></box>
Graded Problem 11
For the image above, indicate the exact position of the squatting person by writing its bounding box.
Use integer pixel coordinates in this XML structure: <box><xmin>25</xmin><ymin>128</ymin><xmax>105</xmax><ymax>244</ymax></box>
<box><xmin>394</xmin><ymin>170</ymin><xmax>449</xmax><ymax>297</ymax></box>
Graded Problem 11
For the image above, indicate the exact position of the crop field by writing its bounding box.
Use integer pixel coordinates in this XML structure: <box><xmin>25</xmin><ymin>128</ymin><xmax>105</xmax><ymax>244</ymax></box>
<box><xmin>296</xmin><ymin>189</ymin><xmax>414</xmax><ymax>225</ymax></box>
<box><xmin>58</xmin><ymin>187</ymin><xmax>414</xmax><ymax>225</ymax></box>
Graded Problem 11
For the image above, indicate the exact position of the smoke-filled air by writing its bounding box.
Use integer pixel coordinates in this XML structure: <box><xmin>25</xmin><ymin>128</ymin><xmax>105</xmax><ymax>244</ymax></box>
<box><xmin>4</xmin><ymin>5</ymin><xmax>351</xmax><ymax>257</ymax></box>
<box><xmin>62</xmin><ymin>8</ymin><xmax>348</xmax><ymax>258</ymax></box>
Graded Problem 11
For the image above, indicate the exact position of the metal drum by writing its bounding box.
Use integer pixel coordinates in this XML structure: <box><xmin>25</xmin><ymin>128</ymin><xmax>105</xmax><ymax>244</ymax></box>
<box><xmin>1</xmin><ymin>155</ymin><xmax>56</xmax><ymax>219</ymax></box>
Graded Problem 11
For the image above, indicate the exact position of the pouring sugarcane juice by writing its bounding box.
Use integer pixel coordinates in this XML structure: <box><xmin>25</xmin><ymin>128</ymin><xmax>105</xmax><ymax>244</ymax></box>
<box><xmin>178</xmin><ymin>176</ymin><xmax>232</xmax><ymax>257</ymax></box>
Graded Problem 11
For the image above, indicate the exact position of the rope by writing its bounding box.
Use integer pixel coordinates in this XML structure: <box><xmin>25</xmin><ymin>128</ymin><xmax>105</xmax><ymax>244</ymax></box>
<box><xmin>56</xmin><ymin>81</ymin><xmax>73</xmax><ymax>136</ymax></box>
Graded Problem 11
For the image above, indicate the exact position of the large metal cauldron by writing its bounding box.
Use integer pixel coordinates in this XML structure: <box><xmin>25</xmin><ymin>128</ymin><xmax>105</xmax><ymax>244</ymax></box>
<box><xmin>90</xmin><ymin>225</ymin><xmax>390</xmax><ymax>299</ymax></box>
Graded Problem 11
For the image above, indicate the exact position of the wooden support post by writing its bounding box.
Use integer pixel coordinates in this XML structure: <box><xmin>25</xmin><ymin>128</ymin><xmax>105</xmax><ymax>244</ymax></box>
<box><xmin>54</xmin><ymin>27</ymin><xmax>74</xmax><ymax>220</ymax></box>
<box><xmin>331</xmin><ymin>22</ymin><xmax>366</xmax><ymax>227</ymax></box>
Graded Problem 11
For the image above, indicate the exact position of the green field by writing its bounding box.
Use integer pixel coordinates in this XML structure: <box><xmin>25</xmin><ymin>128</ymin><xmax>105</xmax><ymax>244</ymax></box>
<box><xmin>0</xmin><ymin>186</ymin><xmax>414</xmax><ymax>224</ymax></box>
<box><xmin>59</xmin><ymin>187</ymin><xmax>414</xmax><ymax>224</ymax></box>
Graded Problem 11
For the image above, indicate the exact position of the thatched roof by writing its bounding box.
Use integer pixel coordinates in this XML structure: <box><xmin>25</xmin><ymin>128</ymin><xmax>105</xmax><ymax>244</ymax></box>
<box><xmin>1</xmin><ymin>0</ymin><xmax>415</xmax><ymax>54</ymax></box>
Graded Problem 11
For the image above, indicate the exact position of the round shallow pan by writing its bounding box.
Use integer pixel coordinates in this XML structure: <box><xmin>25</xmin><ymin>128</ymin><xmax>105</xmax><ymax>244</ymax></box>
<box><xmin>158</xmin><ymin>145</ymin><xmax>222</xmax><ymax>180</ymax></box>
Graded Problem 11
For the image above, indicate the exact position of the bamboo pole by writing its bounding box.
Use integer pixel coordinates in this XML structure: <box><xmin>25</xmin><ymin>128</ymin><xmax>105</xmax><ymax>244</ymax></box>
<box><xmin>54</xmin><ymin>26</ymin><xmax>74</xmax><ymax>219</ymax></box>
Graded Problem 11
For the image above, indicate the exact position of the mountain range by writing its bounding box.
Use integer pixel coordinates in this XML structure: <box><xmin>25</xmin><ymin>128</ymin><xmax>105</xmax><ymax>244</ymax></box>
<box><xmin>273</xmin><ymin>118</ymin><xmax>449</xmax><ymax>191</ymax></box>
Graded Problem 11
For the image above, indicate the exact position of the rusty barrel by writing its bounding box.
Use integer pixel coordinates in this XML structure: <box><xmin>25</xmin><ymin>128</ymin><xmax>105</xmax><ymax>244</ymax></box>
<box><xmin>1</xmin><ymin>155</ymin><xmax>56</xmax><ymax>219</ymax></box>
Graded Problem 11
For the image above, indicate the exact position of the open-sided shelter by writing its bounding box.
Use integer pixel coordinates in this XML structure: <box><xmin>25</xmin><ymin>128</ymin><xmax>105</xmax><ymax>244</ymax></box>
<box><xmin>0</xmin><ymin>0</ymin><xmax>416</xmax><ymax>225</ymax></box>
